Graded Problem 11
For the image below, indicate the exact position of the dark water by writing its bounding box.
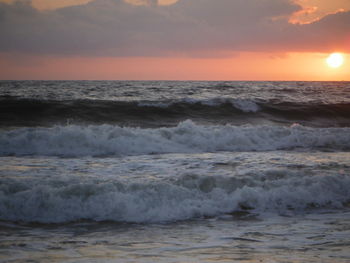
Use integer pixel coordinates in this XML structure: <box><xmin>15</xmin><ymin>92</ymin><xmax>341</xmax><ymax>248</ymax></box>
<box><xmin>0</xmin><ymin>81</ymin><xmax>350</xmax><ymax>262</ymax></box>
<box><xmin>1</xmin><ymin>80</ymin><xmax>350</xmax><ymax>127</ymax></box>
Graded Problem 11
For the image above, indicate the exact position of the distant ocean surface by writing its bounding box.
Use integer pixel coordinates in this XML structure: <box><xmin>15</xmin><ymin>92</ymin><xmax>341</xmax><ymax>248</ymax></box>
<box><xmin>1</xmin><ymin>81</ymin><xmax>350</xmax><ymax>262</ymax></box>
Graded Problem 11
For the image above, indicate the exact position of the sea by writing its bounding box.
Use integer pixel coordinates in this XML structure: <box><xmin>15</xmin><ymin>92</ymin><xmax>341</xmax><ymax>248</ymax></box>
<box><xmin>0</xmin><ymin>80</ymin><xmax>350</xmax><ymax>263</ymax></box>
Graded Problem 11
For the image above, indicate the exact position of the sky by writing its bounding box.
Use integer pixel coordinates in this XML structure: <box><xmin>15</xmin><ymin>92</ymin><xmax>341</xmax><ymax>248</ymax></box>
<box><xmin>0</xmin><ymin>0</ymin><xmax>349</xmax><ymax>80</ymax></box>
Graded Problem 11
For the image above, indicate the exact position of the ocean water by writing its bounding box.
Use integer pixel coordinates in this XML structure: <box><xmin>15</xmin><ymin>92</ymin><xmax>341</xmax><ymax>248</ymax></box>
<box><xmin>0</xmin><ymin>81</ymin><xmax>350</xmax><ymax>263</ymax></box>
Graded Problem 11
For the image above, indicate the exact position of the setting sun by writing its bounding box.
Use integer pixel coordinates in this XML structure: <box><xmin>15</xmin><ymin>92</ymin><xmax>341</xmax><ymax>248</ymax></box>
<box><xmin>326</xmin><ymin>53</ymin><xmax>344</xmax><ymax>68</ymax></box>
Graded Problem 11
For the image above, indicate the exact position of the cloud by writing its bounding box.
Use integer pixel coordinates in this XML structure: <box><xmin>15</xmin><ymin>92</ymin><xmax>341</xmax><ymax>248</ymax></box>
<box><xmin>294</xmin><ymin>10</ymin><xmax>350</xmax><ymax>51</ymax></box>
<box><xmin>292</xmin><ymin>0</ymin><xmax>350</xmax><ymax>24</ymax></box>
<box><xmin>0</xmin><ymin>0</ymin><xmax>349</xmax><ymax>58</ymax></box>
<box><xmin>0</xmin><ymin>0</ymin><xmax>94</xmax><ymax>10</ymax></box>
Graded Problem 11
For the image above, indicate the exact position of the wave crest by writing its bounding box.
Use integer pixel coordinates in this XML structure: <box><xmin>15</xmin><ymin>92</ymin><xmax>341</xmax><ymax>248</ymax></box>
<box><xmin>0</xmin><ymin>169</ymin><xmax>349</xmax><ymax>223</ymax></box>
<box><xmin>1</xmin><ymin>121</ymin><xmax>350</xmax><ymax>157</ymax></box>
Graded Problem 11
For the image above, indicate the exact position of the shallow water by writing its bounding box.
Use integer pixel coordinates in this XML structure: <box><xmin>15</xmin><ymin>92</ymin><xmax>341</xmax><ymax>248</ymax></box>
<box><xmin>1</xmin><ymin>211</ymin><xmax>350</xmax><ymax>263</ymax></box>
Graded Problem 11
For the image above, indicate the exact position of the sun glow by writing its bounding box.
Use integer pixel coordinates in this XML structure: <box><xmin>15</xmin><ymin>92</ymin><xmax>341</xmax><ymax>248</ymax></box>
<box><xmin>326</xmin><ymin>53</ymin><xmax>344</xmax><ymax>68</ymax></box>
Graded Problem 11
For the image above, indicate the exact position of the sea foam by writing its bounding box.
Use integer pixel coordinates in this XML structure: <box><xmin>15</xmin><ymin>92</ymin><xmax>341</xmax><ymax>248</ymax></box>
<box><xmin>1</xmin><ymin>121</ymin><xmax>350</xmax><ymax>157</ymax></box>
<box><xmin>0</xmin><ymin>169</ymin><xmax>349</xmax><ymax>223</ymax></box>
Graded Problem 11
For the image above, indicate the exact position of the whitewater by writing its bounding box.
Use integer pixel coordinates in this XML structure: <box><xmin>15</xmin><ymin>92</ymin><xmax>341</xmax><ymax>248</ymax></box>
<box><xmin>0</xmin><ymin>80</ymin><xmax>350</xmax><ymax>263</ymax></box>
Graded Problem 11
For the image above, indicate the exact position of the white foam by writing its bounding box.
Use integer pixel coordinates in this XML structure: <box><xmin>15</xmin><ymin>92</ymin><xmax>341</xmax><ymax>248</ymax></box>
<box><xmin>1</xmin><ymin>121</ymin><xmax>350</xmax><ymax>157</ymax></box>
<box><xmin>0</xmin><ymin>170</ymin><xmax>349</xmax><ymax>223</ymax></box>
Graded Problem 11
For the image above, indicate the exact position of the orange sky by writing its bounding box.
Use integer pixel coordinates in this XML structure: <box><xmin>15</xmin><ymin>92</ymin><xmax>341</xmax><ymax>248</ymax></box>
<box><xmin>1</xmin><ymin>52</ymin><xmax>348</xmax><ymax>81</ymax></box>
<box><xmin>0</xmin><ymin>0</ymin><xmax>349</xmax><ymax>81</ymax></box>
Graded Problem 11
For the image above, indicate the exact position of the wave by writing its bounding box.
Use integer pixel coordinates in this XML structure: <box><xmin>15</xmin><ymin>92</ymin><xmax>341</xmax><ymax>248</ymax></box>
<box><xmin>2</xmin><ymin>98</ymin><xmax>350</xmax><ymax>127</ymax></box>
<box><xmin>1</xmin><ymin>121</ymin><xmax>350</xmax><ymax>157</ymax></box>
<box><xmin>138</xmin><ymin>97</ymin><xmax>261</xmax><ymax>112</ymax></box>
<box><xmin>0</xmin><ymin>169</ymin><xmax>349</xmax><ymax>223</ymax></box>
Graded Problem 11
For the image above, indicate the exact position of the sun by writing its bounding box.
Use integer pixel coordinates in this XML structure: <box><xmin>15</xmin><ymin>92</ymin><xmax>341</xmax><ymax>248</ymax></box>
<box><xmin>326</xmin><ymin>53</ymin><xmax>344</xmax><ymax>68</ymax></box>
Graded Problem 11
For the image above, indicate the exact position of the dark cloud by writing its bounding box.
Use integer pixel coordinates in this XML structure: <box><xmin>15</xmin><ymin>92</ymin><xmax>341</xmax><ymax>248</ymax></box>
<box><xmin>0</xmin><ymin>0</ymin><xmax>349</xmax><ymax>57</ymax></box>
<box><xmin>296</xmin><ymin>11</ymin><xmax>350</xmax><ymax>51</ymax></box>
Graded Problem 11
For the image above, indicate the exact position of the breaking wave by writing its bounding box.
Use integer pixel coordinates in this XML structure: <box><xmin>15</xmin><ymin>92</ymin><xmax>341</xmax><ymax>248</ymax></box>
<box><xmin>1</xmin><ymin>120</ymin><xmax>350</xmax><ymax>157</ymax></box>
<box><xmin>0</xmin><ymin>169</ymin><xmax>349</xmax><ymax>223</ymax></box>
